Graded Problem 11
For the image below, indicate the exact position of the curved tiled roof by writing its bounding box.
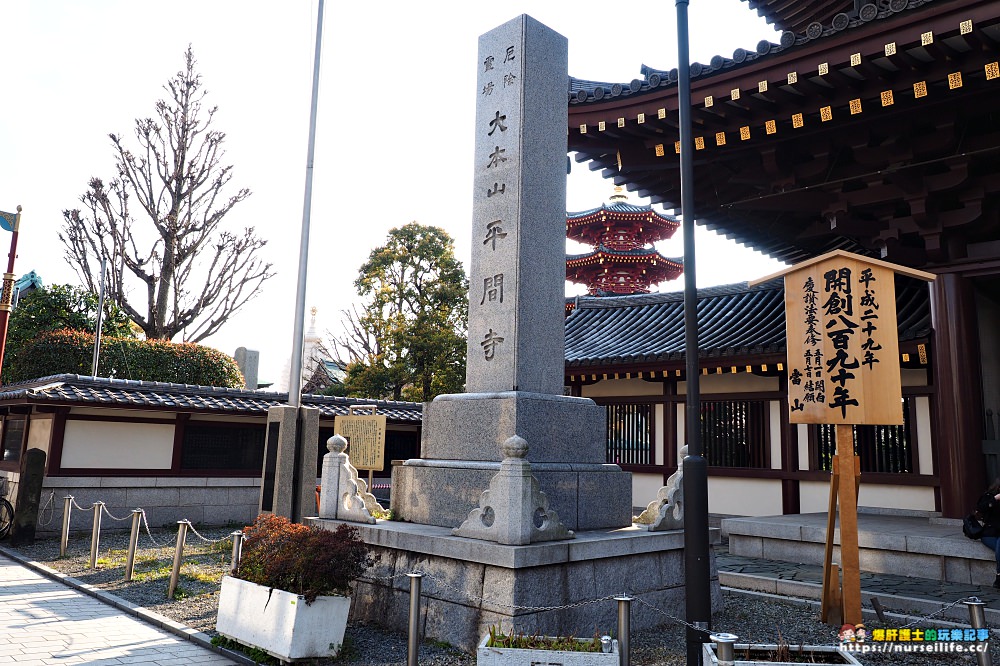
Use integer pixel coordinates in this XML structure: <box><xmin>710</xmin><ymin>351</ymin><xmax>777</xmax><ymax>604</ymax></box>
<box><xmin>567</xmin><ymin>0</ymin><xmax>933</xmax><ymax>105</ymax></box>
<box><xmin>567</xmin><ymin>202</ymin><xmax>676</xmax><ymax>219</ymax></box>
<box><xmin>566</xmin><ymin>246</ymin><xmax>682</xmax><ymax>263</ymax></box>
<box><xmin>564</xmin><ymin>278</ymin><xmax>930</xmax><ymax>367</ymax></box>
<box><xmin>0</xmin><ymin>375</ymin><xmax>422</xmax><ymax>422</ymax></box>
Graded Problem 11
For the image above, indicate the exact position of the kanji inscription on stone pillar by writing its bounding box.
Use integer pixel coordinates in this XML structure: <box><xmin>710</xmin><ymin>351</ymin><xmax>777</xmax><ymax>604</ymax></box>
<box><xmin>467</xmin><ymin>15</ymin><xmax>568</xmax><ymax>395</ymax></box>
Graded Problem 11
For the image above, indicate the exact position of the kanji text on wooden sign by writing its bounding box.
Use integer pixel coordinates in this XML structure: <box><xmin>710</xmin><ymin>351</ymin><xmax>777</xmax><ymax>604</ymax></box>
<box><xmin>334</xmin><ymin>413</ymin><xmax>387</xmax><ymax>472</ymax></box>
<box><xmin>753</xmin><ymin>250</ymin><xmax>934</xmax><ymax>425</ymax></box>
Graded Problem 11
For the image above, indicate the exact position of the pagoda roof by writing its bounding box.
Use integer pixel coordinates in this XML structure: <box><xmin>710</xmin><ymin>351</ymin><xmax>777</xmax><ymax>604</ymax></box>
<box><xmin>564</xmin><ymin>276</ymin><xmax>930</xmax><ymax>368</ymax></box>
<box><xmin>566</xmin><ymin>246</ymin><xmax>683</xmax><ymax>267</ymax></box>
<box><xmin>567</xmin><ymin>201</ymin><xmax>678</xmax><ymax>220</ymax></box>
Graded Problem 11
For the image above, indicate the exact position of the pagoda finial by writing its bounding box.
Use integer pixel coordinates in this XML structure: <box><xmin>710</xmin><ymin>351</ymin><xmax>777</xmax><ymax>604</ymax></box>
<box><xmin>609</xmin><ymin>185</ymin><xmax>628</xmax><ymax>205</ymax></box>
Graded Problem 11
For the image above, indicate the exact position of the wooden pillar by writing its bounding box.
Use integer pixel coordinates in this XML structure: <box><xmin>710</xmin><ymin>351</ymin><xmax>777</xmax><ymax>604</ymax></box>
<box><xmin>929</xmin><ymin>273</ymin><xmax>983</xmax><ymax>518</ymax></box>
<box><xmin>836</xmin><ymin>425</ymin><xmax>862</xmax><ymax>625</ymax></box>
<box><xmin>780</xmin><ymin>398</ymin><xmax>800</xmax><ymax>515</ymax></box>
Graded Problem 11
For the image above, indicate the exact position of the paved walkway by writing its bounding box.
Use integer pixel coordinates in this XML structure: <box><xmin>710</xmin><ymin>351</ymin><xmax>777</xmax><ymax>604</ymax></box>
<box><xmin>0</xmin><ymin>554</ymin><xmax>235</xmax><ymax>665</ymax></box>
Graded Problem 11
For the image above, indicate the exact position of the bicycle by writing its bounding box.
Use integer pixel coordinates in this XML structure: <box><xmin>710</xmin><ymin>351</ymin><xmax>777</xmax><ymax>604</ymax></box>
<box><xmin>0</xmin><ymin>477</ymin><xmax>14</xmax><ymax>539</ymax></box>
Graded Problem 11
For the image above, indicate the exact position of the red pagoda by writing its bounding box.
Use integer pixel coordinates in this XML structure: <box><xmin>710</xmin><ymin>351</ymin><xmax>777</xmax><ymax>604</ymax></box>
<box><xmin>566</xmin><ymin>188</ymin><xmax>683</xmax><ymax>296</ymax></box>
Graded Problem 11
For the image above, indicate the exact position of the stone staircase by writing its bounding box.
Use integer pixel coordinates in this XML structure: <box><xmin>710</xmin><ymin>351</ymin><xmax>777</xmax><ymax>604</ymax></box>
<box><xmin>717</xmin><ymin>511</ymin><xmax>1000</xmax><ymax>623</ymax></box>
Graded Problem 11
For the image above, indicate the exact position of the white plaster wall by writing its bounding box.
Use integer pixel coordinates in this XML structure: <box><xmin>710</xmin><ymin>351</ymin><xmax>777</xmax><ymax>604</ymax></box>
<box><xmin>799</xmin><ymin>480</ymin><xmax>935</xmax><ymax>513</ymax></box>
<box><xmin>901</xmin><ymin>368</ymin><xmax>928</xmax><ymax>387</ymax></box>
<box><xmin>676</xmin><ymin>404</ymin><xmax>685</xmax><ymax>452</ymax></box>
<box><xmin>632</xmin><ymin>472</ymin><xmax>664</xmax><ymax>510</ymax></box>
<box><xmin>653</xmin><ymin>404</ymin><xmax>665</xmax><ymax>465</ymax></box>
<box><xmin>915</xmin><ymin>395</ymin><xmax>933</xmax><ymax>475</ymax></box>
<box><xmin>27</xmin><ymin>418</ymin><xmax>52</xmax><ymax>455</ymax></box>
<box><xmin>61</xmin><ymin>421</ymin><xmax>174</xmax><ymax>469</ymax></box>
<box><xmin>795</xmin><ymin>424</ymin><xmax>808</xmax><ymax>470</ymax></box>
<box><xmin>708</xmin><ymin>477</ymin><xmax>783</xmax><ymax>516</ymax></box>
<box><xmin>679</xmin><ymin>373</ymin><xmax>779</xmax><ymax>394</ymax></box>
<box><xmin>859</xmin><ymin>483</ymin><xmax>936</xmax><ymax>511</ymax></box>
<box><xmin>799</xmin><ymin>481</ymin><xmax>832</xmax><ymax>513</ymax></box>
<box><xmin>582</xmin><ymin>378</ymin><xmax>662</xmax><ymax>397</ymax></box>
<box><xmin>769</xmin><ymin>401</ymin><xmax>781</xmax><ymax>470</ymax></box>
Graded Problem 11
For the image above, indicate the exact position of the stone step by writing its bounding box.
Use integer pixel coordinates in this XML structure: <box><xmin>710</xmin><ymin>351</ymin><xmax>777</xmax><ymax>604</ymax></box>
<box><xmin>722</xmin><ymin>512</ymin><xmax>998</xmax><ymax>587</ymax></box>
<box><xmin>717</xmin><ymin>549</ymin><xmax>1000</xmax><ymax>625</ymax></box>
<box><xmin>720</xmin><ymin>571</ymin><xmax>1000</xmax><ymax>625</ymax></box>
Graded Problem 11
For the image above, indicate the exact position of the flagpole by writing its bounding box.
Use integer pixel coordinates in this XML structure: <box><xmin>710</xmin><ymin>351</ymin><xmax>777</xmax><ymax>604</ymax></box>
<box><xmin>288</xmin><ymin>0</ymin><xmax>325</xmax><ymax>408</ymax></box>
<box><xmin>0</xmin><ymin>206</ymin><xmax>23</xmax><ymax>384</ymax></box>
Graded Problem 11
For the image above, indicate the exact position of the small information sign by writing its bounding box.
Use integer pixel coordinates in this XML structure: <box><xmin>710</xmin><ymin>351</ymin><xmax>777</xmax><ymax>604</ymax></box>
<box><xmin>334</xmin><ymin>406</ymin><xmax>387</xmax><ymax>472</ymax></box>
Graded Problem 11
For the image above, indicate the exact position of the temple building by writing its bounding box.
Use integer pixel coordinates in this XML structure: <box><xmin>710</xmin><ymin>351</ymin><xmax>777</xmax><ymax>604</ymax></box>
<box><xmin>564</xmin><ymin>0</ymin><xmax>998</xmax><ymax>518</ymax></box>
<box><xmin>566</xmin><ymin>188</ymin><xmax>684</xmax><ymax>297</ymax></box>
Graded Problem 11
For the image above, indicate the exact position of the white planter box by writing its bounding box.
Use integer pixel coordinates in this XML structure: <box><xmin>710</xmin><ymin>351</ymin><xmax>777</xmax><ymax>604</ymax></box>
<box><xmin>216</xmin><ymin>576</ymin><xmax>351</xmax><ymax>662</ymax></box>
<box><xmin>478</xmin><ymin>634</ymin><xmax>619</xmax><ymax>666</ymax></box>
<box><xmin>702</xmin><ymin>642</ymin><xmax>863</xmax><ymax>665</ymax></box>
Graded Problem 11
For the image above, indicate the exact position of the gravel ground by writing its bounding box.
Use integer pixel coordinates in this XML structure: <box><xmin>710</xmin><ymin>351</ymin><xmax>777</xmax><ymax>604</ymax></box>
<box><xmin>6</xmin><ymin>528</ymin><xmax>1000</xmax><ymax>665</ymax></box>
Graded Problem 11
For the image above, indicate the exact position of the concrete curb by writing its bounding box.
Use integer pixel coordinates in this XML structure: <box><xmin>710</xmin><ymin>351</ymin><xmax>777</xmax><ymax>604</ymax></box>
<box><xmin>0</xmin><ymin>546</ymin><xmax>257</xmax><ymax>665</ymax></box>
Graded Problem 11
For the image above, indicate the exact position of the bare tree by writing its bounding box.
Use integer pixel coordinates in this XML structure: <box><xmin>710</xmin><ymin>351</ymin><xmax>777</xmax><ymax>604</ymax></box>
<box><xmin>60</xmin><ymin>46</ymin><xmax>274</xmax><ymax>342</ymax></box>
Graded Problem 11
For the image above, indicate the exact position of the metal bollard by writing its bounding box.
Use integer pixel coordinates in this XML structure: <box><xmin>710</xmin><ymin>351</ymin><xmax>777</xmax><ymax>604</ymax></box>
<box><xmin>167</xmin><ymin>520</ymin><xmax>189</xmax><ymax>599</ymax></box>
<box><xmin>89</xmin><ymin>502</ymin><xmax>104</xmax><ymax>569</ymax></box>
<box><xmin>966</xmin><ymin>598</ymin><xmax>993</xmax><ymax>666</ymax></box>
<box><xmin>616</xmin><ymin>595</ymin><xmax>632</xmax><ymax>666</ymax></box>
<box><xmin>711</xmin><ymin>633</ymin><xmax>739</xmax><ymax>666</ymax></box>
<box><xmin>407</xmin><ymin>573</ymin><xmax>423</xmax><ymax>666</ymax></box>
<box><xmin>124</xmin><ymin>510</ymin><xmax>142</xmax><ymax>581</ymax></box>
<box><xmin>230</xmin><ymin>531</ymin><xmax>244</xmax><ymax>575</ymax></box>
<box><xmin>59</xmin><ymin>496</ymin><xmax>73</xmax><ymax>558</ymax></box>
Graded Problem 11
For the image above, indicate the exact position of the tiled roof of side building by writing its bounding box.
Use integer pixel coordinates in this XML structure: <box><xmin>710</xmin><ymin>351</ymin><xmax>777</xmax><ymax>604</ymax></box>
<box><xmin>0</xmin><ymin>375</ymin><xmax>423</xmax><ymax>422</ymax></box>
<box><xmin>564</xmin><ymin>277</ymin><xmax>931</xmax><ymax>366</ymax></box>
<box><xmin>567</xmin><ymin>0</ymin><xmax>935</xmax><ymax>106</ymax></box>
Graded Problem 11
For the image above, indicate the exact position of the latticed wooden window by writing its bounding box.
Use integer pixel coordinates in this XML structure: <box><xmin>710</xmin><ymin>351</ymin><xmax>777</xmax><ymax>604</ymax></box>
<box><xmin>605</xmin><ymin>403</ymin><xmax>652</xmax><ymax>466</ymax></box>
<box><xmin>181</xmin><ymin>423</ymin><xmax>265</xmax><ymax>471</ymax></box>
<box><xmin>0</xmin><ymin>418</ymin><xmax>25</xmax><ymax>464</ymax></box>
<box><xmin>701</xmin><ymin>399</ymin><xmax>770</xmax><ymax>468</ymax></box>
<box><xmin>813</xmin><ymin>396</ymin><xmax>914</xmax><ymax>473</ymax></box>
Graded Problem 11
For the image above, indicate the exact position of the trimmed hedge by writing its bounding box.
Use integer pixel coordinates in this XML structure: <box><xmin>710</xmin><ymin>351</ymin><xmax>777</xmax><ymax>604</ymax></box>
<box><xmin>6</xmin><ymin>329</ymin><xmax>245</xmax><ymax>388</ymax></box>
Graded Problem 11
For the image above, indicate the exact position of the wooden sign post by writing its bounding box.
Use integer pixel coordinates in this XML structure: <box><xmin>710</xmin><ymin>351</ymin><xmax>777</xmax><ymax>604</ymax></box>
<box><xmin>333</xmin><ymin>405</ymin><xmax>387</xmax><ymax>489</ymax></box>
<box><xmin>753</xmin><ymin>250</ymin><xmax>933</xmax><ymax>626</ymax></box>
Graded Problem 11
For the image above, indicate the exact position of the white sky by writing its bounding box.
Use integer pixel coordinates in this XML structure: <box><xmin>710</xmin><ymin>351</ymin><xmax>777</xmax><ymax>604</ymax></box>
<box><xmin>0</xmin><ymin>1</ymin><xmax>787</xmax><ymax>387</ymax></box>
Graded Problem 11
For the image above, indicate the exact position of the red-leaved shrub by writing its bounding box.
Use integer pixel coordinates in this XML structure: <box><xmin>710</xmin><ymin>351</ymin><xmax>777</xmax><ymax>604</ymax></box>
<box><xmin>235</xmin><ymin>514</ymin><xmax>377</xmax><ymax>603</ymax></box>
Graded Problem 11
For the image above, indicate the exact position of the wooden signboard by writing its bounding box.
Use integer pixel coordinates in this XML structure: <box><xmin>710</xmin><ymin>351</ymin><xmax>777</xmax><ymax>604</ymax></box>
<box><xmin>334</xmin><ymin>406</ymin><xmax>387</xmax><ymax>473</ymax></box>
<box><xmin>752</xmin><ymin>250</ymin><xmax>934</xmax><ymax>627</ymax></box>
<box><xmin>756</xmin><ymin>250</ymin><xmax>934</xmax><ymax>425</ymax></box>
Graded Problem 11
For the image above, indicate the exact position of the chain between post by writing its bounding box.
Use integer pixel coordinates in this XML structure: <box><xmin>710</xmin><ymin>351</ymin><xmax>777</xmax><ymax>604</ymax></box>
<box><xmin>897</xmin><ymin>596</ymin><xmax>982</xmax><ymax>629</ymax></box>
<box><xmin>100</xmin><ymin>504</ymin><xmax>134</xmax><ymax>522</ymax></box>
<box><xmin>186</xmin><ymin>522</ymin><xmax>235</xmax><ymax>544</ymax></box>
<box><xmin>139</xmin><ymin>509</ymin><xmax>170</xmax><ymax>548</ymax></box>
<box><xmin>36</xmin><ymin>490</ymin><xmax>56</xmax><ymax>526</ymax></box>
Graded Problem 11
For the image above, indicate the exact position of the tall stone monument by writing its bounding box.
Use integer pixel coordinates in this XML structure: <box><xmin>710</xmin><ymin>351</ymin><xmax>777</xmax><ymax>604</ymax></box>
<box><xmin>392</xmin><ymin>14</ymin><xmax>631</xmax><ymax>531</ymax></box>
<box><xmin>312</xmin><ymin>16</ymin><xmax>718</xmax><ymax>651</ymax></box>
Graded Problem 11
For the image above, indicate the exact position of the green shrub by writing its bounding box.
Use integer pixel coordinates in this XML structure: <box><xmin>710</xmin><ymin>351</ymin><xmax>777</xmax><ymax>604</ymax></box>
<box><xmin>6</xmin><ymin>329</ymin><xmax>245</xmax><ymax>387</ymax></box>
<box><xmin>235</xmin><ymin>514</ymin><xmax>376</xmax><ymax>603</ymax></box>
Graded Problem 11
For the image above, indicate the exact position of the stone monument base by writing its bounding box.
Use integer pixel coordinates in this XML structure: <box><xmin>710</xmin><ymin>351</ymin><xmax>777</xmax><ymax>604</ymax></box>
<box><xmin>392</xmin><ymin>460</ymin><xmax>632</xmax><ymax>531</ymax></box>
<box><xmin>306</xmin><ymin>518</ymin><xmax>722</xmax><ymax>652</ymax></box>
<box><xmin>394</xmin><ymin>391</ymin><xmax>633</xmax><ymax>531</ymax></box>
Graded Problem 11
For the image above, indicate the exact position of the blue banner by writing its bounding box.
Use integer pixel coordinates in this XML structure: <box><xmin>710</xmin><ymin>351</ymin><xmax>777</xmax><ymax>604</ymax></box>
<box><xmin>0</xmin><ymin>210</ymin><xmax>15</xmax><ymax>233</ymax></box>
